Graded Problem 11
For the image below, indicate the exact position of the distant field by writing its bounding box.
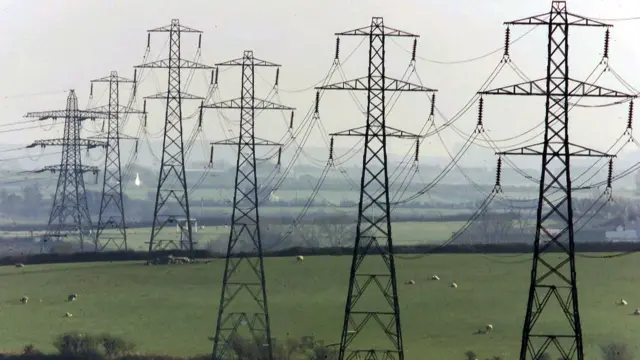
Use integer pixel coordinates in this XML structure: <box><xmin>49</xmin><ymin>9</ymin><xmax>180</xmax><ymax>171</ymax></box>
<box><xmin>0</xmin><ymin>206</ymin><xmax>474</xmax><ymax>227</ymax></box>
<box><xmin>3</xmin><ymin>221</ymin><xmax>471</xmax><ymax>252</ymax></box>
<box><xmin>0</xmin><ymin>254</ymin><xmax>638</xmax><ymax>359</ymax></box>
<box><xmin>114</xmin><ymin>221</ymin><xmax>469</xmax><ymax>251</ymax></box>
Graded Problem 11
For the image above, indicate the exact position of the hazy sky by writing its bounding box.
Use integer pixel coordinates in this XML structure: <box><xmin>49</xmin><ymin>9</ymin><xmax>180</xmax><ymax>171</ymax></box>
<box><xmin>1</xmin><ymin>0</ymin><xmax>640</xmax><ymax>170</ymax></box>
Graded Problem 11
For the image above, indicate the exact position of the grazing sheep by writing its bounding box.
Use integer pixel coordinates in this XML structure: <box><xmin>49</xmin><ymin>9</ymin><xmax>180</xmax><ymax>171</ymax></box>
<box><xmin>431</xmin><ymin>275</ymin><xmax>440</xmax><ymax>281</ymax></box>
<box><xmin>450</xmin><ymin>282</ymin><xmax>458</xmax><ymax>288</ymax></box>
<box><xmin>15</xmin><ymin>263</ymin><xmax>24</xmax><ymax>268</ymax></box>
<box><xmin>485</xmin><ymin>324</ymin><xmax>493</xmax><ymax>332</ymax></box>
<box><xmin>172</xmin><ymin>256</ymin><xmax>191</xmax><ymax>264</ymax></box>
<box><xmin>296</xmin><ymin>255</ymin><xmax>304</xmax><ymax>263</ymax></box>
<box><xmin>64</xmin><ymin>312</ymin><xmax>73</xmax><ymax>318</ymax></box>
<box><xmin>405</xmin><ymin>280</ymin><xmax>415</xmax><ymax>285</ymax></box>
<box><xmin>618</xmin><ymin>298</ymin><xmax>628</xmax><ymax>306</ymax></box>
<box><xmin>20</xmin><ymin>296</ymin><xmax>28</xmax><ymax>304</ymax></box>
<box><xmin>68</xmin><ymin>294</ymin><xmax>77</xmax><ymax>302</ymax></box>
<box><xmin>634</xmin><ymin>308</ymin><xmax>640</xmax><ymax>315</ymax></box>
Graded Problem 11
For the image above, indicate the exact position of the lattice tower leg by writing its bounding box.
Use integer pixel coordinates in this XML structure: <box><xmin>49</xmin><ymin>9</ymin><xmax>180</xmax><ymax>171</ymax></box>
<box><xmin>44</xmin><ymin>92</ymin><xmax>94</xmax><ymax>252</ymax></box>
<box><xmin>519</xmin><ymin>4</ymin><xmax>583</xmax><ymax>360</ymax></box>
<box><xmin>148</xmin><ymin>22</ymin><xmax>194</xmax><ymax>253</ymax></box>
<box><xmin>212</xmin><ymin>52</ymin><xmax>273</xmax><ymax>360</ymax></box>
<box><xmin>96</xmin><ymin>74</ymin><xmax>128</xmax><ymax>251</ymax></box>
<box><xmin>338</xmin><ymin>17</ymin><xmax>404</xmax><ymax>360</ymax></box>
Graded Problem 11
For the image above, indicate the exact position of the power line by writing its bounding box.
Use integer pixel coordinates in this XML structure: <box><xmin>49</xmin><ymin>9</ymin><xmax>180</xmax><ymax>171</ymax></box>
<box><xmin>479</xmin><ymin>3</ymin><xmax>637</xmax><ymax>359</ymax></box>
<box><xmin>24</xmin><ymin>90</ymin><xmax>108</xmax><ymax>252</ymax></box>
<box><xmin>391</xmin><ymin>26</ymin><xmax>536</xmax><ymax>65</ymax></box>
<box><xmin>206</xmin><ymin>50</ymin><xmax>294</xmax><ymax>360</ymax></box>
<box><xmin>134</xmin><ymin>19</ymin><xmax>213</xmax><ymax>253</ymax></box>
<box><xmin>316</xmin><ymin>17</ymin><xmax>436</xmax><ymax>360</ymax></box>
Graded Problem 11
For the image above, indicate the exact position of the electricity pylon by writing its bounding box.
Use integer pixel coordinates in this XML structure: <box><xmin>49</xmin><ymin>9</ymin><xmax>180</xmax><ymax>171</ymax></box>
<box><xmin>89</xmin><ymin>71</ymin><xmax>144</xmax><ymax>251</ymax></box>
<box><xmin>479</xmin><ymin>2</ymin><xmax>636</xmax><ymax>359</ymax></box>
<box><xmin>135</xmin><ymin>19</ymin><xmax>213</xmax><ymax>252</ymax></box>
<box><xmin>316</xmin><ymin>17</ymin><xmax>436</xmax><ymax>360</ymax></box>
<box><xmin>24</xmin><ymin>90</ymin><xmax>108</xmax><ymax>251</ymax></box>
<box><xmin>203</xmin><ymin>50</ymin><xmax>294</xmax><ymax>360</ymax></box>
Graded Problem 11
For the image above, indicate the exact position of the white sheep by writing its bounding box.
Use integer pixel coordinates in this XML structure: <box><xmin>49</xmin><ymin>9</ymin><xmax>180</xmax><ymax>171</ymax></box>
<box><xmin>450</xmin><ymin>282</ymin><xmax>458</xmax><ymax>288</ymax></box>
<box><xmin>619</xmin><ymin>298</ymin><xmax>628</xmax><ymax>306</ymax></box>
<box><xmin>20</xmin><ymin>296</ymin><xmax>28</xmax><ymax>304</ymax></box>
<box><xmin>296</xmin><ymin>255</ymin><xmax>304</xmax><ymax>263</ymax></box>
<box><xmin>405</xmin><ymin>280</ymin><xmax>415</xmax><ymax>285</ymax></box>
<box><xmin>485</xmin><ymin>324</ymin><xmax>493</xmax><ymax>332</ymax></box>
<box><xmin>634</xmin><ymin>308</ymin><xmax>640</xmax><ymax>315</ymax></box>
<box><xmin>431</xmin><ymin>275</ymin><xmax>440</xmax><ymax>281</ymax></box>
<box><xmin>64</xmin><ymin>312</ymin><xmax>73</xmax><ymax>318</ymax></box>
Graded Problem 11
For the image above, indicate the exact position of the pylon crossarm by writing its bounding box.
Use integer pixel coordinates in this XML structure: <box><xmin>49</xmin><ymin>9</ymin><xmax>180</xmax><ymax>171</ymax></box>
<box><xmin>212</xmin><ymin>137</ymin><xmax>282</xmax><ymax>146</ymax></box>
<box><xmin>135</xmin><ymin>58</ymin><xmax>212</xmax><ymax>69</ymax></box>
<box><xmin>148</xmin><ymin>22</ymin><xmax>202</xmax><ymax>33</ymax></box>
<box><xmin>568</xmin><ymin>79</ymin><xmax>636</xmax><ymax>98</ymax></box>
<box><xmin>26</xmin><ymin>139</ymin><xmax>107</xmax><ymax>149</ymax></box>
<box><xmin>87</xmin><ymin>134</ymin><xmax>138</xmax><ymax>141</ymax></box>
<box><xmin>317</xmin><ymin>76</ymin><xmax>436</xmax><ymax>92</ymax></box>
<box><xmin>480</xmin><ymin>79</ymin><xmax>547</xmax><ymax>96</ymax></box>
<box><xmin>203</xmin><ymin>97</ymin><xmax>294</xmax><ymax>110</ymax></box>
<box><xmin>336</xmin><ymin>21</ymin><xmax>418</xmax><ymax>37</ymax></box>
<box><xmin>91</xmin><ymin>75</ymin><xmax>135</xmax><ymax>83</ymax></box>
<box><xmin>496</xmin><ymin>141</ymin><xmax>614</xmax><ymax>157</ymax></box>
<box><xmin>480</xmin><ymin>78</ymin><xmax>634</xmax><ymax>98</ymax></box>
<box><xmin>28</xmin><ymin>164</ymin><xmax>100</xmax><ymax>174</ymax></box>
<box><xmin>25</xmin><ymin>109</ymin><xmax>110</xmax><ymax>120</ymax></box>
<box><xmin>330</xmin><ymin>125</ymin><xmax>420</xmax><ymax>139</ymax></box>
<box><xmin>145</xmin><ymin>91</ymin><xmax>204</xmax><ymax>100</ymax></box>
<box><xmin>506</xmin><ymin>12</ymin><xmax>611</xmax><ymax>27</ymax></box>
<box><xmin>216</xmin><ymin>56</ymin><xmax>280</xmax><ymax>67</ymax></box>
<box><xmin>86</xmin><ymin>104</ymin><xmax>145</xmax><ymax>115</ymax></box>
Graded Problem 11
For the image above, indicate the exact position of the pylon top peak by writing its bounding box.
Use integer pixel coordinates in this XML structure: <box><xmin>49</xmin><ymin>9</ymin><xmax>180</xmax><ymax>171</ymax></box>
<box><xmin>67</xmin><ymin>90</ymin><xmax>77</xmax><ymax>101</ymax></box>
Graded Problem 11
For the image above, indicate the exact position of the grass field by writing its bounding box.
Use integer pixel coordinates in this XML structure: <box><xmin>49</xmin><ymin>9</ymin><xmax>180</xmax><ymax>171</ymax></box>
<box><xmin>0</xmin><ymin>221</ymin><xmax>471</xmax><ymax>253</ymax></box>
<box><xmin>0</xmin><ymin>254</ymin><xmax>638</xmax><ymax>359</ymax></box>
<box><xmin>91</xmin><ymin>221</ymin><xmax>470</xmax><ymax>251</ymax></box>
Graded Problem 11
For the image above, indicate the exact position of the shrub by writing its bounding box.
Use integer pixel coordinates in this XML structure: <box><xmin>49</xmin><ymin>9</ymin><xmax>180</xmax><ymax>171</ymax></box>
<box><xmin>465</xmin><ymin>351</ymin><xmax>478</xmax><ymax>360</ymax></box>
<box><xmin>53</xmin><ymin>332</ymin><xmax>136</xmax><ymax>359</ymax></box>
<box><xmin>99</xmin><ymin>334</ymin><xmax>136</xmax><ymax>359</ymax></box>
<box><xmin>54</xmin><ymin>332</ymin><xmax>101</xmax><ymax>359</ymax></box>
<box><xmin>601</xmin><ymin>343</ymin><xmax>633</xmax><ymax>360</ymax></box>
<box><xmin>22</xmin><ymin>344</ymin><xmax>42</xmax><ymax>357</ymax></box>
<box><xmin>220</xmin><ymin>334</ymin><xmax>336</xmax><ymax>360</ymax></box>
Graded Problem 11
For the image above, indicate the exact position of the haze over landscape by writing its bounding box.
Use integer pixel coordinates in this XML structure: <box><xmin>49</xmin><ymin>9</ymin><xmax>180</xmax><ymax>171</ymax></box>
<box><xmin>1</xmin><ymin>1</ymin><xmax>640</xmax><ymax>360</ymax></box>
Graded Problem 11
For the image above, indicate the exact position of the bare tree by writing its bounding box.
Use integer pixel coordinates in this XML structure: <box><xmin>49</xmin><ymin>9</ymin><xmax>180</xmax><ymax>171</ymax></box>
<box><xmin>292</xmin><ymin>218</ymin><xmax>355</xmax><ymax>248</ymax></box>
<box><xmin>469</xmin><ymin>211</ymin><xmax>517</xmax><ymax>244</ymax></box>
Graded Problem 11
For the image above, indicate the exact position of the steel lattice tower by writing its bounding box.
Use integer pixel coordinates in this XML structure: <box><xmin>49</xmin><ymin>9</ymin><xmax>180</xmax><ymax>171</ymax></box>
<box><xmin>203</xmin><ymin>50</ymin><xmax>294</xmax><ymax>360</ymax></box>
<box><xmin>25</xmin><ymin>90</ymin><xmax>108</xmax><ymax>251</ymax></box>
<box><xmin>89</xmin><ymin>71</ymin><xmax>144</xmax><ymax>251</ymax></box>
<box><xmin>480</xmin><ymin>2</ymin><xmax>635</xmax><ymax>359</ymax></box>
<box><xmin>316</xmin><ymin>17</ymin><xmax>436</xmax><ymax>360</ymax></box>
<box><xmin>135</xmin><ymin>19</ymin><xmax>213</xmax><ymax>252</ymax></box>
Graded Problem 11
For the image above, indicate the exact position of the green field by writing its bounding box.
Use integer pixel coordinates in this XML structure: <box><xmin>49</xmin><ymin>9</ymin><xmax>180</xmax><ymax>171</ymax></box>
<box><xmin>0</xmin><ymin>221</ymin><xmax>471</xmax><ymax>252</ymax></box>
<box><xmin>0</xmin><ymin>254</ymin><xmax>638</xmax><ymax>359</ymax></box>
<box><xmin>98</xmin><ymin>221</ymin><xmax>469</xmax><ymax>251</ymax></box>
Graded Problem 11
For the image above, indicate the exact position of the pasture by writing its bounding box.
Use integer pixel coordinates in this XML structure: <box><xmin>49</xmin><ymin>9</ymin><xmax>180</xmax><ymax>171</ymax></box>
<box><xmin>0</xmin><ymin>221</ymin><xmax>471</xmax><ymax>253</ymax></box>
<box><xmin>112</xmin><ymin>221</ymin><xmax>469</xmax><ymax>250</ymax></box>
<box><xmin>0</xmin><ymin>254</ymin><xmax>638</xmax><ymax>359</ymax></box>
